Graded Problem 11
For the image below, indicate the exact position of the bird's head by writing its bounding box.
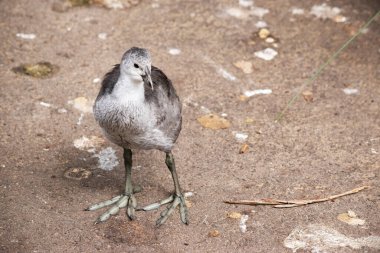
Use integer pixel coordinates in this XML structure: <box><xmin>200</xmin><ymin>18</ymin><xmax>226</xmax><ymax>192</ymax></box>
<box><xmin>120</xmin><ymin>47</ymin><xmax>153</xmax><ymax>90</ymax></box>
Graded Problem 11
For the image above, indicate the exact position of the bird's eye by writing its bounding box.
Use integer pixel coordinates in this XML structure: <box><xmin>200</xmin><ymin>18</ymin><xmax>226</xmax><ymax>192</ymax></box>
<box><xmin>134</xmin><ymin>63</ymin><xmax>139</xmax><ymax>68</ymax></box>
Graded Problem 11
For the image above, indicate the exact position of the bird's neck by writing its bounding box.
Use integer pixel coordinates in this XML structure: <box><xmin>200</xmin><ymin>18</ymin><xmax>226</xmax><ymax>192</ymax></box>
<box><xmin>113</xmin><ymin>73</ymin><xmax>145</xmax><ymax>102</ymax></box>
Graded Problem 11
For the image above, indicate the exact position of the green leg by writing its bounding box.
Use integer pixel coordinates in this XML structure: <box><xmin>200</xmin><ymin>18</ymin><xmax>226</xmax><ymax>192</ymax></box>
<box><xmin>140</xmin><ymin>152</ymin><xmax>189</xmax><ymax>226</ymax></box>
<box><xmin>85</xmin><ymin>148</ymin><xmax>137</xmax><ymax>223</ymax></box>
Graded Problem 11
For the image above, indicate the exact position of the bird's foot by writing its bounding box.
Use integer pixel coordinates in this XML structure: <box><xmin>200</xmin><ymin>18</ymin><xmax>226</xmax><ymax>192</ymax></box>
<box><xmin>85</xmin><ymin>193</ymin><xmax>137</xmax><ymax>224</ymax></box>
<box><xmin>139</xmin><ymin>194</ymin><xmax>189</xmax><ymax>226</ymax></box>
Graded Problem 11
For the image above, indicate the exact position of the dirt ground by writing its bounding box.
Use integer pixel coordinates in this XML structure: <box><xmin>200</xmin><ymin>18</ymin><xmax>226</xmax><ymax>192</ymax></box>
<box><xmin>0</xmin><ymin>0</ymin><xmax>379</xmax><ymax>252</ymax></box>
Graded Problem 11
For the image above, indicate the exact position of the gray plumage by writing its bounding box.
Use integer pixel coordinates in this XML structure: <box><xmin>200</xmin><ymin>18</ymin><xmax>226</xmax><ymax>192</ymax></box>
<box><xmin>88</xmin><ymin>47</ymin><xmax>188</xmax><ymax>226</ymax></box>
<box><xmin>93</xmin><ymin>48</ymin><xmax>182</xmax><ymax>152</ymax></box>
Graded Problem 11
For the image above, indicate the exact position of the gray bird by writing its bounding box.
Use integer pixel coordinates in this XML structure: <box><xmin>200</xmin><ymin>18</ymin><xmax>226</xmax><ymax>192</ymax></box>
<box><xmin>86</xmin><ymin>47</ymin><xmax>188</xmax><ymax>226</ymax></box>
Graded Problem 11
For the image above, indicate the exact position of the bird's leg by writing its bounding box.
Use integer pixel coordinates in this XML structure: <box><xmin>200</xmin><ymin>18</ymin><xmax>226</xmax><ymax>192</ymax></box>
<box><xmin>85</xmin><ymin>148</ymin><xmax>137</xmax><ymax>223</ymax></box>
<box><xmin>139</xmin><ymin>152</ymin><xmax>189</xmax><ymax>226</ymax></box>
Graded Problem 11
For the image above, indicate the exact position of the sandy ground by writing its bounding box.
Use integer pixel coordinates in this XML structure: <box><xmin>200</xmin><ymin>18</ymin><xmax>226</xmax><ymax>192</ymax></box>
<box><xmin>0</xmin><ymin>0</ymin><xmax>379</xmax><ymax>252</ymax></box>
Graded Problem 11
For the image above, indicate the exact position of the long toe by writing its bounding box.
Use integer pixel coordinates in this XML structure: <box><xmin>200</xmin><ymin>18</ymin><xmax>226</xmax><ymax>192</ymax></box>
<box><xmin>86</xmin><ymin>194</ymin><xmax>137</xmax><ymax>223</ymax></box>
<box><xmin>154</xmin><ymin>195</ymin><xmax>189</xmax><ymax>227</ymax></box>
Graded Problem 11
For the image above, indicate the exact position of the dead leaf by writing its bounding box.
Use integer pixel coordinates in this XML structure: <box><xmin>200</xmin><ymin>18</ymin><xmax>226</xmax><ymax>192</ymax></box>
<box><xmin>233</xmin><ymin>60</ymin><xmax>253</xmax><ymax>74</ymax></box>
<box><xmin>258</xmin><ymin>28</ymin><xmax>270</xmax><ymax>39</ymax></box>
<box><xmin>302</xmin><ymin>90</ymin><xmax>313</xmax><ymax>102</ymax></box>
<box><xmin>239</xmin><ymin>143</ymin><xmax>249</xmax><ymax>154</ymax></box>
<box><xmin>245</xmin><ymin>117</ymin><xmax>254</xmax><ymax>124</ymax></box>
<box><xmin>333</xmin><ymin>15</ymin><xmax>347</xmax><ymax>23</ymax></box>
<box><xmin>208</xmin><ymin>230</ymin><xmax>220</xmax><ymax>237</ymax></box>
<box><xmin>12</xmin><ymin>62</ymin><xmax>58</xmax><ymax>78</ymax></box>
<box><xmin>337</xmin><ymin>212</ymin><xmax>365</xmax><ymax>226</ymax></box>
<box><xmin>239</xmin><ymin>95</ymin><xmax>248</xmax><ymax>101</ymax></box>
<box><xmin>227</xmin><ymin>212</ymin><xmax>242</xmax><ymax>219</ymax></box>
<box><xmin>197</xmin><ymin>114</ymin><xmax>231</xmax><ymax>130</ymax></box>
<box><xmin>73</xmin><ymin>135</ymin><xmax>105</xmax><ymax>150</ymax></box>
<box><xmin>64</xmin><ymin>167</ymin><xmax>92</xmax><ymax>180</ymax></box>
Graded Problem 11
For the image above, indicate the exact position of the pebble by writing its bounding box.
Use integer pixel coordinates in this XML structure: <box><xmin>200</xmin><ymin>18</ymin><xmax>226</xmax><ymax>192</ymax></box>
<box><xmin>342</xmin><ymin>88</ymin><xmax>359</xmax><ymax>95</ymax></box>
<box><xmin>244</xmin><ymin>89</ymin><xmax>272</xmax><ymax>97</ymax></box>
<box><xmin>255</xmin><ymin>21</ymin><xmax>268</xmax><ymax>28</ymax></box>
<box><xmin>168</xmin><ymin>48</ymin><xmax>181</xmax><ymax>55</ymax></box>
<box><xmin>265</xmin><ymin>37</ymin><xmax>275</xmax><ymax>43</ymax></box>
<box><xmin>98</xmin><ymin>33</ymin><xmax>108</xmax><ymax>40</ymax></box>
<box><xmin>93</xmin><ymin>77</ymin><xmax>101</xmax><ymax>84</ymax></box>
<box><xmin>254</xmin><ymin>48</ymin><xmax>278</xmax><ymax>61</ymax></box>
<box><xmin>302</xmin><ymin>90</ymin><xmax>313</xmax><ymax>102</ymax></box>
<box><xmin>16</xmin><ymin>33</ymin><xmax>36</xmax><ymax>40</ymax></box>
<box><xmin>234</xmin><ymin>132</ymin><xmax>248</xmax><ymax>143</ymax></box>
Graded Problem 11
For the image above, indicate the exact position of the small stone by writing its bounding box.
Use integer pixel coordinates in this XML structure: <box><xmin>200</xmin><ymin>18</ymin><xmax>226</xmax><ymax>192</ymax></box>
<box><xmin>334</xmin><ymin>15</ymin><xmax>347</xmax><ymax>23</ymax></box>
<box><xmin>168</xmin><ymin>48</ymin><xmax>181</xmax><ymax>55</ymax></box>
<box><xmin>227</xmin><ymin>212</ymin><xmax>242</xmax><ymax>219</ymax></box>
<box><xmin>98</xmin><ymin>32</ymin><xmax>107</xmax><ymax>40</ymax></box>
<box><xmin>343</xmin><ymin>88</ymin><xmax>359</xmax><ymax>95</ymax></box>
<box><xmin>254</xmin><ymin>48</ymin><xmax>278</xmax><ymax>61</ymax></box>
<box><xmin>347</xmin><ymin>210</ymin><xmax>357</xmax><ymax>218</ymax></box>
<box><xmin>239</xmin><ymin>143</ymin><xmax>249</xmax><ymax>154</ymax></box>
<box><xmin>16</xmin><ymin>33</ymin><xmax>36</xmax><ymax>40</ymax></box>
<box><xmin>244</xmin><ymin>89</ymin><xmax>272</xmax><ymax>97</ymax></box>
<box><xmin>258</xmin><ymin>28</ymin><xmax>270</xmax><ymax>39</ymax></box>
<box><xmin>265</xmin><ymin>37</ymin><xmax>275</xmax><ymax>43</ymax></box>
<box><xmin>234</xmin><ymin>132</ymin><xmax>248</xmax><ymax>143</ymax></box>
<box><xmin>208</xmin><ymin>230</ymin><xmax>220</xmax><ymax>237</ymax></box>
<box><xmin>93</xmin><ymin>77</ymin><xmax>101</xmax><ymax>84</ymax></box>
<box><xmin>184</xmin><ymin>192</ymin><xmax>194</xmax><ymax>198</ymax></box>
<box><xmin>39</xmin><ymin>101</ymin><xmax>52</xmax><ymax>107</ymax></box>
<box><xmin>302</xmin><ymin>90</ymin><xmax>313</xmax><ymax>102</ymax></box>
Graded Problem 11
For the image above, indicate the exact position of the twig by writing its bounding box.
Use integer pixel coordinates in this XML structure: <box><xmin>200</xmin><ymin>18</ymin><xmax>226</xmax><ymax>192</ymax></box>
<box><xmin>224</xmin><ymin>186</ymin><xmax>370</xmax><ymax>208</ymax></box>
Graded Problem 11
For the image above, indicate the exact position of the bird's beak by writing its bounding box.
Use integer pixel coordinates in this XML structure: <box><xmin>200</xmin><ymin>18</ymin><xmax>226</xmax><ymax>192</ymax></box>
<box><xmin>144</xmin><ymin>66</ymin><xmax>153</xmax><ymax>90</ymax></box>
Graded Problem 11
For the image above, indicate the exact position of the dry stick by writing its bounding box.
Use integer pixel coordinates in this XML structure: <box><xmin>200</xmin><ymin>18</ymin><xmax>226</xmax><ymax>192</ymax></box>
<box><xmin>224</xmin><ymin>186</ymin><xmax>370</xmax><ymax>208</ymax></box>
<box><xmin>275</xmin><ymin>10</ymin><xmax>380</xmax><ymax>122</ymax></box>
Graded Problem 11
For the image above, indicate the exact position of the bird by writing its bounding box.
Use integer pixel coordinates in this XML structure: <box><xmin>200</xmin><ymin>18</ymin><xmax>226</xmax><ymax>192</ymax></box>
<box><xmin>86</xmin><ymin>47</ymin><xmax>188</xmax><ymax>226</ymax></box>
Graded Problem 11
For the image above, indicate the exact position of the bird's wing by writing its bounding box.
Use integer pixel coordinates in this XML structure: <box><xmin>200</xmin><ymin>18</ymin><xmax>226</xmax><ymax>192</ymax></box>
<box><xmin>96</xmin><ymin>64</ymin><xmax>120</xmax><ymax>99</ymax></box>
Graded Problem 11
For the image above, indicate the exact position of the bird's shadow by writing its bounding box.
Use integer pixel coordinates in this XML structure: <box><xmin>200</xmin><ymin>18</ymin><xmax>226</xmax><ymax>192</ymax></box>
<box><xmin>56</xmin><ymin>146</ymin><xmax>171</xmax><ymax>197</ymax></box>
